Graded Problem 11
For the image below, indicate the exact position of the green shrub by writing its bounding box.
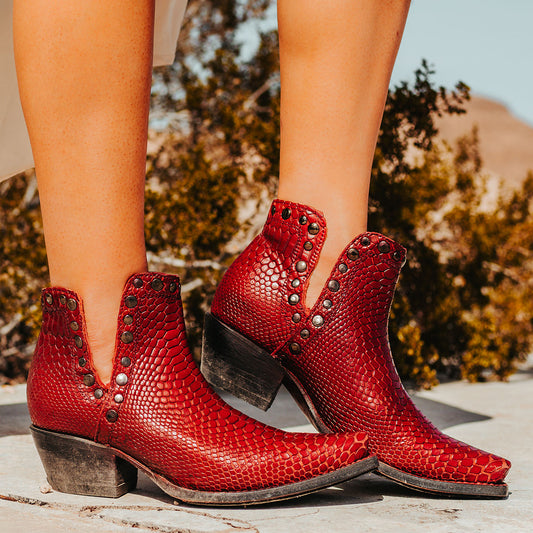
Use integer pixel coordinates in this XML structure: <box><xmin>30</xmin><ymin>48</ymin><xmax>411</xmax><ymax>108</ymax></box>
<box><xmin>1</xmin><ymin>1</ymin><xmax>531</xmax><ymax>387</ymax></box>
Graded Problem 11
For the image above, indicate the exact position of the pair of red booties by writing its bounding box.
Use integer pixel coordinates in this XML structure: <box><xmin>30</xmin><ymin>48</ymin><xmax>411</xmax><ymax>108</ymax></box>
<box><xmin>28</xmin><ymin>200</ymin><xmax>510</xmax><ymax>505</ymax></box>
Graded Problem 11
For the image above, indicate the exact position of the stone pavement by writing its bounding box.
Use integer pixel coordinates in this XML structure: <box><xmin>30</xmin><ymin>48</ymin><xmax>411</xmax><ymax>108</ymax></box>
<box><xmin>1</xmin><ymin>362</ymin><xmax>532</xmax><ymax>533</ymax></box>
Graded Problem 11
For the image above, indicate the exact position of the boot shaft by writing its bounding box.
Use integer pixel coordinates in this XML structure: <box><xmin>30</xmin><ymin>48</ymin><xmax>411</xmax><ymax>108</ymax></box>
<box><xmin>212</xmin><ymin>199</ymin><xmax>406</xmax><ymax>358</ymax></box>
<box><xmin>27</xmin><ymin>273</ymin><xmax>190</xmax><ymax>442</ymax></box>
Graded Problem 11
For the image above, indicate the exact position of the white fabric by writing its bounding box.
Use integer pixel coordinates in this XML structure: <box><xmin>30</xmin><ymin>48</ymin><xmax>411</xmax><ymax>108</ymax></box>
<box><xmin>0</xmin><ymin>0</ymin><xmax>187</xmax><ymax>182</ymax></box>
<box><xmin>154</xmin><ymin>0</ymin><xmax>187</xmax><ymax>67</ymax></box>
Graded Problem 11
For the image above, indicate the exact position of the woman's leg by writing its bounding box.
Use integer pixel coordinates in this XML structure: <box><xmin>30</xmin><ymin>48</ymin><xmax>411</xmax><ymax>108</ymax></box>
<box><xmin>277</xmin><ymin>0</ymin><xmax>410</xmax><ymax>306</ymax></box>
<box><xmin>13</xmin><ymin>0</ymin><xmax>155</xmax><ymax>383</ymax></box>
<box><xmin>205</xmin><ymin>0</ymin><xmax>510</xmax><ymax>497</ymax></box>
<box><xmin>15</xmin><ymin>3</ymin><xmax>377</xmax><ymax>503</ymax></box>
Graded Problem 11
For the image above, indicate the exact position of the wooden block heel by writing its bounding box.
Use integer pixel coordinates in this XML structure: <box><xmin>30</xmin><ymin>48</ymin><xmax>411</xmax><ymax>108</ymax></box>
<box><xmin>31</xmin><ymin>425</ymin><xmax>138</xmax><ymax>498</ymax></box>
<box><xmin>201</xmin><ymin>312</ymin><xmax>285</xmax><ymax>411</ymax></box>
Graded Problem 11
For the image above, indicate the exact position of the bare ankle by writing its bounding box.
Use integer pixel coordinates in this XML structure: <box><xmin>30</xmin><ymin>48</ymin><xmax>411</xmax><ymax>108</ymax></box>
<box><xmin>79</xmin><ymin>289</ymin><xmax>123</xmax><ymax>385</ymax></box>
<box><xmin>86</xmin><ymin>329</ymin><xmax>115</xmax><ymax>385</ymax></box>
<box><xmin>305</xmin><ymin>231</ymin><xmax>366</xmax><ymax>309</ymax></box>
<box><xmin>305</xmin><ymin>254</ymin><xmax>339</xmax><ymax>310</ymax></box>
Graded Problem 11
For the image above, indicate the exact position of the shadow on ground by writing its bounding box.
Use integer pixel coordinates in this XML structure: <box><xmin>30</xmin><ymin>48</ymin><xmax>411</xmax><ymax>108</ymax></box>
<box><xmin>0</xmin><ymin>384</ymin><xmax>491</xmax><ymax>439</ymax></box>
<box><xmin>219</xmin><ymin>385</ymin><xmax>491</xmax><ymax>432</ymax></box>
<box><xmin>132</xmin><ymin>471</ymin><xmax>383</xmax><ymax>508</ymax></box>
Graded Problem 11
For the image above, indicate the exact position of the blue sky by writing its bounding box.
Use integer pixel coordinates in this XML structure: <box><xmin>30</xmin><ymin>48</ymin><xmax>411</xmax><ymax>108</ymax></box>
<box><xmin>392</xmin><ymin>0</ymin><xmax>533</xmax><ymax>126</ymax></box>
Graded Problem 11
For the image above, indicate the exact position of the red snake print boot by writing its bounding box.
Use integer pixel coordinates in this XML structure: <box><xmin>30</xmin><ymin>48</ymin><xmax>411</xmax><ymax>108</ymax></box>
<box><xmin>203</xmin><ymin>199</ymin><xmax>511</xmax><ymax>498</ymax></box>
<box><xmin>27</xmin><ymin>272</ymin><xmax>375</xmax><ymax>506</ymax></box>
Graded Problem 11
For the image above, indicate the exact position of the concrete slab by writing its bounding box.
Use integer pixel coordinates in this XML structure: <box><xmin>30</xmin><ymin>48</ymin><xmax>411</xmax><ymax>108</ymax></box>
<box><xmin>1</xmin><ymin>364</ymin><xmax>532</xmax><ymax>533</ymax></box>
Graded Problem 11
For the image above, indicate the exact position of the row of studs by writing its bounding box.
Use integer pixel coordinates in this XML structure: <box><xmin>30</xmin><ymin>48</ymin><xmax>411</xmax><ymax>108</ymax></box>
<box><xmin>44</xmin><ymin>292</ymin><xmax>77</xmax><ymax>310</ymax></box>
<box><xmin>42</xmin><ymin>294</ymin><xmax>107</xmax><ymax>404</ymax></box>
<box><xmin>43</xmin><ymin>293</ymin><xmax>92</xmax><ymax>377</ymax></box>
<box><xmin>288</xmin><ymin>235</ymin><xmax>402</xmax><ymax>354</ymax></box>
<box><xmin>271</xmin><ymin>208</ymin><xmax>403</xmax><ymax>276</ymax></box>
<box><xmin>289</xmin><ymin>275</ymin><xmax>338</xmax><ymax>355</ymax></box>
<box><xmin>271</xmin><ymin>204</ymin><xmax>320</xmax><ymax>235</ymax></box>
<box><xmin>105</xmin><ymin>277</ymin><xmax>178</xmax><ymax>422</ymax></box>
<box><xmin>275</xmin><ymin>208</ymin><xmax>321</xmax><ymax>326</ymax></box>
<box><xmin>348</xmin><ymin>235</ymin><xmax>403</xmax><ymax>262</ymax></box>
<box><xmin>44</xmin><ymin>277</ymin><xmax>177</xmax><ymax>422</ymax></box>
<box><xmin>43</xmin><ymin>293</ymin><xmax>85</xmax><ymax>355</ymax></box>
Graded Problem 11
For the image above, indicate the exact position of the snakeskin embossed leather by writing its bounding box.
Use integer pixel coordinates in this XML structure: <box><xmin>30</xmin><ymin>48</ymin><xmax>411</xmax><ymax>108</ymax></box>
<box><xmin>27</xmin><ymin>272</ymin><xmax>369</xmax><ymax>493</ymax></box>
<box><xmin>211</xmin><ymin>199</ymin><xmax>511</xmax><ymax>486</ymax></box>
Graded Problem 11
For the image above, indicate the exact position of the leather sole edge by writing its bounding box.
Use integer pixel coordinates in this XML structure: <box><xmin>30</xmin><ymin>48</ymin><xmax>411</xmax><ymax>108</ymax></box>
<box><xmin>377</xmin><ymin>462</ymin><xmax>509</xmax><ymax>499</ymax></box>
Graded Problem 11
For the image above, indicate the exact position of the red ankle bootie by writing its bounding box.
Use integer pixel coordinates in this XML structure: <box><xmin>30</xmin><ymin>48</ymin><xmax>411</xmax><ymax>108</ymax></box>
<box><xmin>27</xmin><ymin>272</ymin><xmax>375</xmax><ymax>506</ymax></box>
<box><xmin>202</xmin><ymin>199</ymin><xmax>511</xmax><ymax>498</ymax></box>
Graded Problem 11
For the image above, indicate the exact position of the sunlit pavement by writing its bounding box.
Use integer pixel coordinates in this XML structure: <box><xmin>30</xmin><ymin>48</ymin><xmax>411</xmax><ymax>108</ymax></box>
<box><xmin>1</xmin><ymin>361</ymin><xmax>532</xmax><ymax>533</ymax></box>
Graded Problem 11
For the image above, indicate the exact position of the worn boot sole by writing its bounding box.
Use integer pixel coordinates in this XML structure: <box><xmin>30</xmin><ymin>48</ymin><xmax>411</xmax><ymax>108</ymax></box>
<box><xmin>201</xmin><ymin>312</ymin><xmax>509</xmax><ymax>499</ymax></box>
<box><xmin>31</xmin><ymin>425</ymin><xmax>377</xmax><ymax>506</ymax></box>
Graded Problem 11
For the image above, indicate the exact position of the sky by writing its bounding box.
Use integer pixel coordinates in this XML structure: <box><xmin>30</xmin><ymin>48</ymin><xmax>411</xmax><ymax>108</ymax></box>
<box><xmin>391</xmin><ymin>0</ymin><xmax>533</xmax><ymax>126</ymax></box>
<box><xmin>238</xmin><ymin>0</ymin><xmax>533</xmax><ymax>126</ymax></box>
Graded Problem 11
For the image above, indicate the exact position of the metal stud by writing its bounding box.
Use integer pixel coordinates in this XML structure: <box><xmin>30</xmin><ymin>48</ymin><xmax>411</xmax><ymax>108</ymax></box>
<box><xmin>308</xmin><ymin>222</ymin><xmax>320</xmax><ymax>235</ymax></box>
<box><xmin>271</xmin><ymin>205</ymin><xmax>276</xmax><ymax>215</ymax></box>
<box><xmin>59</xmin><ymin>295</ymin><xmax>67</xmax><ymax>305</ymax></box>
<box><xmin>121</xmin><ymin>331</ymin><xmax>133</xmax><ymax>344</ymax></box>
<box><xmin>45</xmin><ymin>294</ymin><xmax>53</xmax><ymax>305</ymax></box>
<box><xmin>295</xmin><ymin>260</ymin><xmax>307</xmax><ymax>273</ymax></box>
<box><xmin>70</xmin><ymin>321</ymin><xmax>79</xmax><ymax>331</ymax></box>
<box><xmin>299</xmin><ymin>215</ymin><xmax>308</xmax><ymax>225</ymax></box>
<box><xmin>78</xmin><ymin>357</ymin><xmax>86</xmax><ymax>367</ymax></box>
<box><xmin>106</xmin><ymin>410</ymin><xmax>118</xmax><ymax>423</ymax></box>
<box><xmin>339</xmin><ymin>263</ymin><xmax>348</xmax><ymax>273</ymax></box>
<box><xmin>300</xmin><ymin>329</ymin><xmax>310</xmax><ymax>339</ymax></box>
<box><xmin>323</xmin><ymin>299</ymin><xmax>333</xmax><ymax>309</ymax></box>
<box><xmin>123</xmin><ymin>314</ymin><xmax>133</xmax><ymax>325</ymax></box>
<box><xmin>393</xmin><ymin>250</ymin><xmax>402</xmax><ymax>261</ymax></box>
<box><xmin>83</xmin><ymin>374</ymin><xmax>95</xmax><ymax>387</ymax></box>
<box><xmin>289</xmin><ymin>342</ymin><xmax>301</xmax><ymax>354</ymax></box>
<box><xmin>133</xmin><ymin>278</ymin><xmax>143</xmax><ymax>288</ymax></box>
<box><xmin>151</xmin><ymin>278</ymin><xmax>164</xmax><ymax>291</ymax></box>
<box><xmin>74</xmin><ymin>335</ymin><xmax>83</xmax><ymax>348</ymax></box>
<box><xmin>361</xmin><ymin>236</ymin><xmax>371</xmax><ymax>246</ymax></box>
<box><xmin>292</xmin><ymin>313</ymin><xmax>301</xmax><ymax>323</ymax></box>
<box><xmin>291</xmin><ymin>279</ymin><xmax>301</xmax><ymax>288</ymax></box>
<box><xmin>347</xmin><ymin>248</ymin><xmax>359</xmax><ymax>261</ymax></box>
<box><xmin>312</xmin><ymin>315</ymin><xmax>324</xmax><ymax>328</ymax></box>
<box><xmin>67</xmin><ymin>298</ymin><xmax>77</xmax><ymax>311</ymax></box>
<box><xmin>282</xmin><ymin>208</ymin><xmax>291</xmax><ymax>219</ymax></box>
<box><xmin>94</xmin><ymin>388</ymin><xmax>104</xmax><ymax>399</ymax></box>
<box><xmin>121</xmin><ymin>356</ymin><xmax>131</xmax><ymax>367</ymax></box>
<box><xmin>328</xmin><ymin>279</ymin><xmax>340</xmax><ymax>292</ymax></box>
<box><xmin>125</xmin><ymin>295</ymin><xmax>138</xmax><ymax>308</ymax></box>
<box><xmin>303</xmin><ymin>241</ymin><xmax>313</xmax><ymax>251</ymax></box>
<box><xmin>116</xmin><ymin>373</ymin><xmax>128</xmax><ymax>386</ymax></box>
<box><xmin>378</xmin><ymin>240</ymin><xmax>391</xmax><ymax>254</ymax></box>
<box><xmin>288</xmin><ymin>293</ymin><xmax>300</xmax><ymax>305</ymax></box>
<box><xmin>169</xmin><ymin>282</ymin><xmax>177</xmax><ymax>293</ymax></box>
<box><xmin>114</xmin><ymin>394</ymin><xmax>124</xmax><ymax>404</ymax></box>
